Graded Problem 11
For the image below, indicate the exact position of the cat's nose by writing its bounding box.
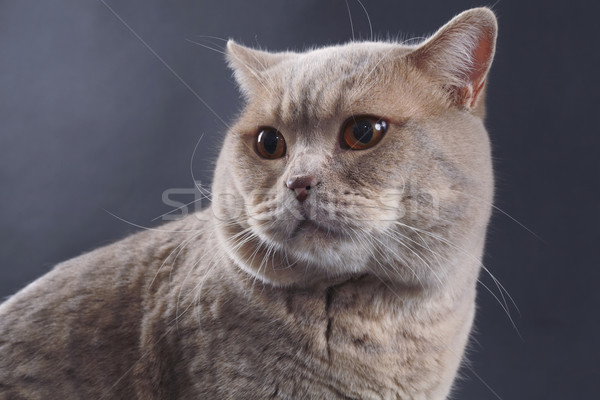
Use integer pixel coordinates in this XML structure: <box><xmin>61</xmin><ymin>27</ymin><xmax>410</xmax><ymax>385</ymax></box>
<box><xmin>286</xmin><ymin>175</ymin><xmax>318</xmax><ymax>202</ymax></box>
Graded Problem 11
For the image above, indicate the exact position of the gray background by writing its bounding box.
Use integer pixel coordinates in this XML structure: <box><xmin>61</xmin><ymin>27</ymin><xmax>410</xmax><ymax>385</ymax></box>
<box><xmin>1</xmin><ymin>0</ymin><xmax>598</xmax><ymax>398</ymax></box>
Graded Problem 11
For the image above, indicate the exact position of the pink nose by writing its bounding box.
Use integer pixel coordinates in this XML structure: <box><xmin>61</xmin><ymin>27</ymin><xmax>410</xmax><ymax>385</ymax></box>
<box><xmin>286</xmin><ymin>176</ymin><xmax>318</xmax><ymax>202</ymax></box>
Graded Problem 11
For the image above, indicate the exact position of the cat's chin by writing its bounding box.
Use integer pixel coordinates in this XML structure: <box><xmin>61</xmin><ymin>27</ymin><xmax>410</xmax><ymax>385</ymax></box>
<box><xmin>255</xmin><ymin>219</ymin><xmax>370</xmax><ymax>274</ymax></box>
<box><xmin>256</xmin><ymin>217</ymin><xmax>352</xmax><ymax>250</ymax></box>
<box><xmin>290</xmin><ymin>219</ymin><xmax>347</xmax><ymax>242</ymax></box>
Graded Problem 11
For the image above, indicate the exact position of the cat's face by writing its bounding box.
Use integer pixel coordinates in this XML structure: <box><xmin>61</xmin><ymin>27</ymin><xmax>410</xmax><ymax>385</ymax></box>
<box><xmin>213</xmin><ymin>9</ymin><xmax>497</xmax><ymax>288</ymax></box>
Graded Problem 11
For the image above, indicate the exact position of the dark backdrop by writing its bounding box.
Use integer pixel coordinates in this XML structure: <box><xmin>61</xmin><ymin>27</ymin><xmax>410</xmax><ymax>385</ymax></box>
<box><xmin>1</xmin><ymin>1</ymin><xmax>598</xmax><ymax>398</ymax></box>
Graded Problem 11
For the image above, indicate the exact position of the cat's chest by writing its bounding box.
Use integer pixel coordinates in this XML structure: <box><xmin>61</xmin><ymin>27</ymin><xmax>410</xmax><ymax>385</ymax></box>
<box><xmin>167</xmin><ymin>272</ymin><xmax>456</xmax><ymax>399</ymax></box>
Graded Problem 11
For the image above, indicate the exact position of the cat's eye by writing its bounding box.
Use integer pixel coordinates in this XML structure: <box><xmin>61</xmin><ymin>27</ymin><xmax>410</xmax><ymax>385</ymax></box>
<box><xmin>342</xmin><ymin>116</ymin><xmax>387</xmax><ymax>150</ymax></box>
<box><xmin>255</xmin><ymin>128</ymin><xmax>286</xmax><ymax>159</ymax></box>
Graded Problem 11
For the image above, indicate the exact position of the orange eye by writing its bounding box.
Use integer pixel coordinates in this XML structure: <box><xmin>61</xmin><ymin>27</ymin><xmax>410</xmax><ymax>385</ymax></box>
<box><xmin>255</xmin><ymin>128</ymin><xmax>286</xmax><ymax>159</ymax></box>
<box><xmin>342</xmin><ymin>116</ymin><xmax>387</xmax><ymax>150</ymax></box>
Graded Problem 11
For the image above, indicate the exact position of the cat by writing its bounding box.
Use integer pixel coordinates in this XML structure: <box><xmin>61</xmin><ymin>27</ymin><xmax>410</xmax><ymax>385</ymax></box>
<box><xmin>0</xmin><ymin>7</ymin><xmax>497</xmax><ymax>400</ymax></box>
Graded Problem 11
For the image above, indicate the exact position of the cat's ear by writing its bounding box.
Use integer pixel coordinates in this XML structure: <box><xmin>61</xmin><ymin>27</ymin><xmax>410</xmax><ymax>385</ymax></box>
<box><xmin>407</xmin><ymin>8</ymin><xmax>497</xmax><ymax>111</ymax></box>
<box><xmin>226</xmin><ymin>40</ymin><xmax>292</xmax><ymax>98</ymax></box>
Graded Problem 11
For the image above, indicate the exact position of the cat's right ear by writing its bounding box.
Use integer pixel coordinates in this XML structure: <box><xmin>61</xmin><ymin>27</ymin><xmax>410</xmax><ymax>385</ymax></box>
<box><xmin>407</xmin><ymin>8</ymin><xmax>498</xmax><ymax>112</ymax></box>
<box><xmin>226</xmin><ymin>40</ymin><xmax>292</xmax><ymax>99</ymax></box>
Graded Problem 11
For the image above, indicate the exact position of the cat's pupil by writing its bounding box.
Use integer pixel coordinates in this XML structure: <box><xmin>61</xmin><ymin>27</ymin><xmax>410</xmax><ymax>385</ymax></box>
<box><xmin>263</xmin><ymin>130</ymin><xmax>279</xmax><ymax>154</ymax></box>
<box><xmin>353</xmin><ymin>120</ymin><xmax>374</xmax><ymax>144</ymax></box>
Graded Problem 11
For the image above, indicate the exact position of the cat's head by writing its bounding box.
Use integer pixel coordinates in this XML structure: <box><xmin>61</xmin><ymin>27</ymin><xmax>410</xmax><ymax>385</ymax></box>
<box><xmin>212</xmin><ymin>8</ymin><xmax>497</xmax><ymax>289</ymax></box>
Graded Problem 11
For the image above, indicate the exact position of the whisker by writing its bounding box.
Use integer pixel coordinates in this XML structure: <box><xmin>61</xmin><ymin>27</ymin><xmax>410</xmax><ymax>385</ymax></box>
<box><xmin>186</xmin><ymin>38</ymin><xmax>227</xmax><ymax>56</ymax></box>
<box><xmin>378</xmin><ymin>229</ymin><xmax>446</xmax><ymax>288</ymax></box>
<box><xmin>389</xmin><ymin>220</ymin><xmax>522</xmax><ymax>336</ymax></box>
<box><xmin>355</xmin><ymin>0</ymin><xmax>373</xmax><ymax>41</ymax></box>
<box><xmin>151</xmin><ymin>197</ymin><xmax>205</xmax><ymax>222</ymax></box>
<box><xmin>189</xmin><ymin>133</ymin><xmax>212</xmax><ymax>201</ymax></box>
<box><xmin>103</xmin><ymin>209</ymin><xmax>202</xmax><ymax>233</ymax></box>
<box><xmin>450</xmin><ymin>188</ymin><xmax>543</xmax><ymax>241</ymax></box>
<box><xmin>344</xmin><ymin>0</ymin><xmax>355</xmax><ymax>41</ymax></box>
<box><xmin>99</xmin><ymin>0</ymin><xmax>230</xmax><ymax>129</ymax></box>
<box><xmin>148</xmin><ymin>229</ymin><xmax>205</xmax><ymax>289</ymax></box>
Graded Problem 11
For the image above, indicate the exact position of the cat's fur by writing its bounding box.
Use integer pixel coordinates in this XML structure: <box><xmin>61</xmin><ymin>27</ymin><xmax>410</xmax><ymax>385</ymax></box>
<box><xmin>0</xmin><ymin>8</ymin><xmax>497</xmax><ymax>399</ymax></box>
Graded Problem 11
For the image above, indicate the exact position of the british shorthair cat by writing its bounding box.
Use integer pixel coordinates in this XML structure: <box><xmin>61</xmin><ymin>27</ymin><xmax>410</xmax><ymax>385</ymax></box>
<box><xmin>0</xmin><ymin>7</ymin><xmax>497</xmax><ymax>399</ymax></box>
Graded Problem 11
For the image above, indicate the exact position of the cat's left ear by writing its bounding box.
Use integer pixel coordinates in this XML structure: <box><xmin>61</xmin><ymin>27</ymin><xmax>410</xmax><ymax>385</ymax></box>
<box><xmin>407</xmin><ymin>8</ymin><xmax>497</xmax><ymax>111</ymax></box>
<box><xmin>226</xmin><ymin>40</ymin><xmax>292</xmax><ymax>98</ymax></box>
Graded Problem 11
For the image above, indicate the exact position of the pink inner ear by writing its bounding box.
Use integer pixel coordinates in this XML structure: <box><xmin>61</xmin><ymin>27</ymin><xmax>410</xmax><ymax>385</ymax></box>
<box><xmin>466</xmin><ymin>29</ymin><xmax>494</xmax><ymax>107</ymax></box>
<box><xmin>468</xmin><ymin>29</ymin><xmax>494</xmax><ymax>86</ymax></box>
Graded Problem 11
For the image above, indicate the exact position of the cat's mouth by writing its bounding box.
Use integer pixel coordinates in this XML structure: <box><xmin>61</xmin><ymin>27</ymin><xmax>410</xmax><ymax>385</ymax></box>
<box><xmin>248</xmin><ymin>196</ymin><xmax>361</xmax><ymax>248</ymax></box>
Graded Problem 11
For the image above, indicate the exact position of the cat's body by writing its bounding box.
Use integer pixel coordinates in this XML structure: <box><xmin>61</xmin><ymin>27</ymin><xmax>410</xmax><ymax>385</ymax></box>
<box><xmin>0</xmin><ymin>9</ymin><xmax>498</xmax><ymax>399</ymax></box>
<box><xmin>0</xmin><ymin>213</ymin><xmax>474</xmax><ymax>399</ymax></box>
